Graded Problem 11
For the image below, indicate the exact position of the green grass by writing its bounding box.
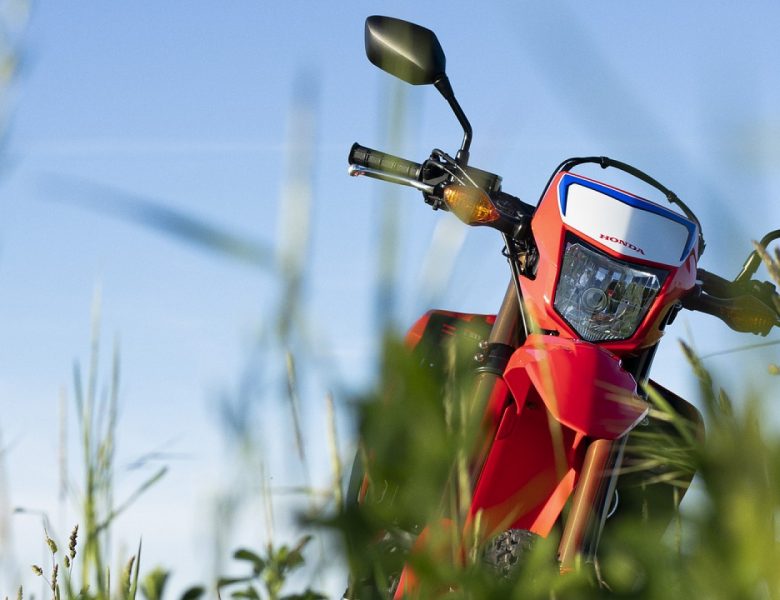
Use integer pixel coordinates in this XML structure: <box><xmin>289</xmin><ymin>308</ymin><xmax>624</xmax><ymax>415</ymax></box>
<box><xmin>3</xmin><ymin>139</ymin><xmax>780</xmax><ymax>600</ymax></box>
<box><xmin>5</xmin><ymin>238</ymin><xmax>780</xmax><ymax>600</ymax></box>
<box><xmin>327</xmin><ymin>247</ymin><xmax>780</xmax><ymax>599</ymax></box>
<box><xmin>5</xmin><ymin>202</ymin><xmax>780</xmax><ymax>600</ymax></box>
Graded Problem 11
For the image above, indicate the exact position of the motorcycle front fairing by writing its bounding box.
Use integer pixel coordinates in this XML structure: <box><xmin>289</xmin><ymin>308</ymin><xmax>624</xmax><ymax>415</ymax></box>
<box><xmin>405</xmin><ymin>311</ymin><xmax>647</xmax><ymax>538</ymax></box>
<box><xmin>521</xmin><ymin>171</ymin><xmax>700</xmax><ymax>352</ymax></box>
<box><xmin>468</xmin><ymin>334</ymin><xmax>647</xmax><ymax>538</ymax></box>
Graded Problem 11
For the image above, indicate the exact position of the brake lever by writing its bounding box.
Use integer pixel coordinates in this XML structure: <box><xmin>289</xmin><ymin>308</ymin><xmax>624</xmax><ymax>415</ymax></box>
<box><xmin>348</xmin><ymin>164</ymin><xmax>436</xmax><ymax>194</ymax></box>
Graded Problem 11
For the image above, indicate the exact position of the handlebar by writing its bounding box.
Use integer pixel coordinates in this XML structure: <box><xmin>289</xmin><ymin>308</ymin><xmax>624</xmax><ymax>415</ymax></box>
<box><xmin>347</xmin><ymin>142</ymin><xmax>535</xmax><ymax>240</ymax></box>
<box><xmin>683</xmin><ymin>292</ymin><xmax>778</xmax><ymax>336</ymax></box>
<box><xmin>347</xmin><ymin>142</ymin><xmax>779</xmax><ymax>336</ymax></box>
<box><xmin>349</xmin><ymin>143</ymin><xmax>422</xmax><ymax>180</ymax></box>
<box><xmin>683</xmin><ymin>269</ymin><xmax>780</xmax><ymax>336</ymax></box>
<box><xmin>348</xmin><ymin>143</ymin><xmax>435</xmax><ymax>194</ymax></box>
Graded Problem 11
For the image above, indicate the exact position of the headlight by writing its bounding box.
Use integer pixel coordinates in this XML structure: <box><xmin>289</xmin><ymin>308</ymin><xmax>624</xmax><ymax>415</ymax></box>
<box><xmin>554</xmin><ymin>241</ymin><xmax>664</xmax><ymax>342</ymax></box>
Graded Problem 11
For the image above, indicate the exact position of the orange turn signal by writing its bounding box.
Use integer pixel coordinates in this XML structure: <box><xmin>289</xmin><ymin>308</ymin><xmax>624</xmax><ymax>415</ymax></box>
<box><xmin>442</xmin><ymin>185</ymin><xmax>500</xmax><ymax>225</ymax></box>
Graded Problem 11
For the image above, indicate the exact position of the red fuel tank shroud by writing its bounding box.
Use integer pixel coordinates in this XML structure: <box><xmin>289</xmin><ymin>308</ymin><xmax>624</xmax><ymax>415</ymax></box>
<box><xmin>469</xmin><ymin>334</ymin><xmax>648</xmax><ymax>537</ymax></box>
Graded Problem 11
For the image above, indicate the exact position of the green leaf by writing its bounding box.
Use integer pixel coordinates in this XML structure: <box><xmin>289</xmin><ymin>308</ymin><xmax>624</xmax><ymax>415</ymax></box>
<box><xmin>283</xmin><ymin>550</ymin><xmax>304</xmax><ymax>572</ymax></box>
<box><xmin>230</xmin><ymin>587</ymin><xmax>261</xmax><ymax>600</ymax></box>
<box><xmin>140</xmin><ymin>566</ymin><xmax>169</xmax><ymax>600</ymax></box>
<box><xmin>291</xmin><ymin>535</ymin><xmax>313</xmax><ymax>552</ymax></box>
<box><xmin>129</xmin><ymin>539</ymin><xmax>143</xmax><ymax>600</ymax></box>
<box><xmin>233</xmin><ymin>548</ymin><xmax>266</xmax><ymax>574</ymax></box>
<box><xmin>179</xmin><ymin>586</ymin><xmax>206</xmax><ymax>600</ymax></box>
<box><xmin>280</xmin><ymin>590</ymin><xmax>328</xmax><ymax>600</ymax></box>
<box><xmin>217</xmin><ymin>576</ymin><xmax>254</xmax><ymax>589</ymax></box>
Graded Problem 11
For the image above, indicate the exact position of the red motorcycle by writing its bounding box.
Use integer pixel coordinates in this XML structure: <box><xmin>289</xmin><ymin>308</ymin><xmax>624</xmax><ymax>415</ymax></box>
<box><xmin>344</xmin><ymin>16</ymin><xmax>780</xmax><ymax>598</ymax></box>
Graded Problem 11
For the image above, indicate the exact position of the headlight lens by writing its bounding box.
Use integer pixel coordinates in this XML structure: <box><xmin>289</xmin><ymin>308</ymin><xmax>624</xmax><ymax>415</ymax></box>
<box><xmin>554</xmin><ymin>241</ymin><xmax>664</xmax><ymax>342</ymax></box>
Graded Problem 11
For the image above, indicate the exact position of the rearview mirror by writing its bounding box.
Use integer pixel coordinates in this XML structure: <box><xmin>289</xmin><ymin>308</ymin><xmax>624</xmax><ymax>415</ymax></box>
<box><xmin>364</xmin><ymin>15</ymin><xmax>446</xmax><ymax>85</ymax></box>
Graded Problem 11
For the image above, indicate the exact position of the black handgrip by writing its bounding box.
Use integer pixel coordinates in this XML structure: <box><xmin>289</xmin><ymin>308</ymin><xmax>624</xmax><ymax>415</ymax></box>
<box><xmin>683</xmin><ymin>291</ymin><xmax>779</xmax><ymax>336</ymax></box>
<box><xmin>349</xmin><ymin>143</ymin><xmax>422</xmax><ymax>181</ymax></box>
<box><xmin>697</xmin><ymin>269</ymin><xmax>735</xmax><ymax>298</ymax></box>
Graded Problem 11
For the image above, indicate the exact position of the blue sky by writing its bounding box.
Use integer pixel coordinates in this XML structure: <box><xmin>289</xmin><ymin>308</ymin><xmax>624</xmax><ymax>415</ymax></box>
<box><xmin>1</xmin><ymin>2</ymin><xmax>780</xmax><ymax>596</ymax></box>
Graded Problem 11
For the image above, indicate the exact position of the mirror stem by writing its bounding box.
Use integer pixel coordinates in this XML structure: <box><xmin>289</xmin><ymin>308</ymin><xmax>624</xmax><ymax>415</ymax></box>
<box><xmin>434</xmin><ymin>75</ymin><xmax>472</xmax><ymax>167</ymax></box>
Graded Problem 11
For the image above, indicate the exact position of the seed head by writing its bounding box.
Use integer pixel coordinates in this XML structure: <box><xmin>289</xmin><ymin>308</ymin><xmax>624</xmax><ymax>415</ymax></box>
<box><xmin>68</xmin><ymin>525</ymin><xmax>78</xmax><ymax>559</ymax></box>
<box><xmin>16</xmin><ymin>586</ymin><xmax>22</xmax><ymax>600</ymax></box>
<box><xmin>125</xmin><ymin>555</ymin><xmax>135</xmax><ymax>576</ymax></box>
<box><xmin>121</xmin><ymin>555</ymin><xmax>136</xmax><ymax>598</ymax></box>
<box><xmin>769</xmin><ymin>364</ymin><xmax>780</xmax><ymax>376</ymax></box>
<box><xmin>31</xmin><ymin>565</ymin><xmax>43</xmax><ymax>577</ymax></box>
<box><xmin>46</xmin><ymin>536</ymin><xmax>58</xmax><ymax>554</ymax></box>
<box><xmin>51</xmin><ymin>563</ymin><xmax>59</xmax><ymax>591</ymax></box>
<box><xmin>64</xmin><ymin>556</ymin><xmax>70</xmax><ymax>569</ymax></box>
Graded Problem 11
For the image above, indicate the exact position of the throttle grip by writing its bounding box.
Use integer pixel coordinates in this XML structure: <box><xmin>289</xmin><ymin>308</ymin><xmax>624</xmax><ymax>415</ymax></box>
<box><xmin>349</xmin><ymin>143</ymin><xmax>422</xmax><ymax>181</ymax></box>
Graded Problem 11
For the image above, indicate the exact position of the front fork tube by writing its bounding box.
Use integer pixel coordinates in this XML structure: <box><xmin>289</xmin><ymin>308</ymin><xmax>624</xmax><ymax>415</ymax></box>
<box><xmin>558</xmin><ymin>436</ymin><xmax>627</xmax><ymax>571</ymax></box>
<box><xmin>467</xmin><ymin>282</ymin><xmax>522</xmax><ymax>478</ymax></box>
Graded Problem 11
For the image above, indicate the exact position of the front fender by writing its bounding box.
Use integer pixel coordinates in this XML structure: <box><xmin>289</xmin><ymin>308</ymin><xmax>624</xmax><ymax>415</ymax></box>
<box><xmin>504</xmin><ymin>334</ymin><xmax>648</xmax><ymax>439</ymax></box>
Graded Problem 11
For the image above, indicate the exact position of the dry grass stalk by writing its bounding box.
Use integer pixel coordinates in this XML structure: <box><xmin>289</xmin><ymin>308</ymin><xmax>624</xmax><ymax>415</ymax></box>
<box><xmin>50</xmin><ymin>563</ymin><xmax>58</xmax><ymax>600</ymax></box>
<box><xmin>754</xmin><ymin>242</ymin><xmax>780</xmax><ymax>291</ymax></box>
<box><xmin>284</xmin><ymin>352</ymin><xmax>307</xmax><ymax>474</ymax></box>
